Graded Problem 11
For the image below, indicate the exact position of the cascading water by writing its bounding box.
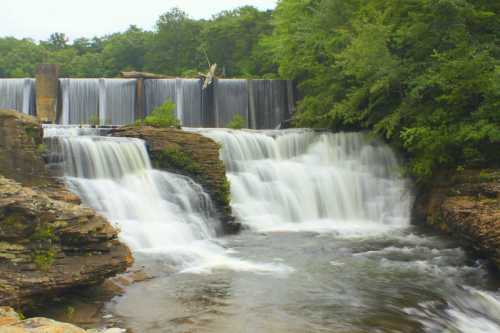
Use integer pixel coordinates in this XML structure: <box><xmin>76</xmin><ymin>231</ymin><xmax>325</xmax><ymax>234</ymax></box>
<box><xmin>144</xmin><ymin>79</ymin><xmax>177</xmax><ymax>116</ymax></box>
<box><xmin>248</xmin><ymin>80</ymin><xmax>289</xmax><ymax>129</ymax></box>
<box><xmin>60</xmin><ymin>79</ymin><xmax>100</xmax><ymax>125</ymax></box>
<box><xmin>141</xmin><ymin>78</ymin><xmax>295</xmax><ymax>129</ymax></box>
<box><xmin>214</xmin><ymin>79</ymin><xmax>249</xmax><ymax>128</ymax></box>
<box><xmin>0</xmin><ymin>78</ymin><xmax>36</xmax><ymax>115</ymax></box>
<box><xmin>44</xmin><ymin>126</ymin><xmax>289</xmax><ymax>274</ymax></box>
<box><xmin>176</xmin><ymin>78</ymin><xmax>202</xmax><ymax>127</ymax></box>
<box><xmin>39</xmin><ymin>126</ymin><xmax>499</xmax><ymax>333</ymax></box>
<box><xmin>199</xmin><ymin>129</ymin><xmax>412</xmax><ymax>234</ymax></box>
<box><xmin>99</xmin><ymin>79</ymin><xmax>136</xmax><ymax>126</ymax></box>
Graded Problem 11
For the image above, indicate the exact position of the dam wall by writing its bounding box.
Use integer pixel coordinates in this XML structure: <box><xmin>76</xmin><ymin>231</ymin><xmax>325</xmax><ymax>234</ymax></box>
<box><xmin>0</xmin><ymin>69</ymin><xmax>296</xmax><ymax>129</ymax></box>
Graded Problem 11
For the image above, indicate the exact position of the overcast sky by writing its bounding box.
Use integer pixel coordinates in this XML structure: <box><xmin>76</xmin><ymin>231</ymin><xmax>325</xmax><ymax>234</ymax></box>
<box><xmin>2</xmin><ymin>0</ymin><xmax>277</xmax><ymax>41</ymax></box>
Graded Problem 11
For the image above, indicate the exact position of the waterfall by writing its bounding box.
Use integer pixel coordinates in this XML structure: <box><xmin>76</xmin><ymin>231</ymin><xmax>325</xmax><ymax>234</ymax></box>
<box><xmin>0</xmin><ymin>78</ymin><xmax>36</xmax><ymax>115</ymax></box>
<box><xmin>144</xmin><ymin>79</ymin><xmax>177</xmax><ymax>116</ymax></box>
<box><xmin>59</xmin><ymin>78</ymin><xmax>136</xmax><ymax>125</ymax></box>
<box><xmin>99</xmin><ymin>79</ymin><xmax>136</xmax><ymax>126</ymax></box>
<box><xmin>176</xmin><ymin>78</ymin><xmax>202</xmax><ymax>127</ymax></box>
<box><xmin>60</xmin><ymin>79</ymin><xmax>99</xmax><ymax>125</ymax></box>
<box><xmin>248</xmin><ymin>80</ymin><xmax>289</xmax><ymax>129</ymax></box>
<box><xmin>144</xmin><ymin>79</ymin><xmax>202</xmax><ymax>126</ymax></box>
<box><xmin>44</xmin><ymin>126</ymin><xmax>290</xmax><ymax>274</ymax></box>
<box><xmin>199</xmin><ymin>129</ymin><xmax>413</xmax><ymax>235</ymax></box>
<box><xmin>214</xmin><ymin>79</ymin><xmax>249</xmax><ymax>128</ymax></box>
<box><xmin>143</xmin><ymin>78</ymin><xmax>295</xmax><ymax>129</ymax></box>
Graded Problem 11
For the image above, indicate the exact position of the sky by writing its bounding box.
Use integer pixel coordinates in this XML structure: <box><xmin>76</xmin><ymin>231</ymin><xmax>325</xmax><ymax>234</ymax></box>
<box><xmin>2</xmin><ymin>0</ymin><xmax>277</xmax><ymax>41</ymax></box>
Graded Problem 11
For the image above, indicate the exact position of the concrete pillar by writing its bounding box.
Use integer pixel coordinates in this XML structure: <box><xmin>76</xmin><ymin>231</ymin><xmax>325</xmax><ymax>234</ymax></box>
<box><xmin>135</xmin><ymin>78</ymin><xmax>145</xmax><ymax>121</ymax></box>
<box><xmin>35</xmin><ymin>64</ymin><xmax>59</xmax><ymax>123</ymax></box>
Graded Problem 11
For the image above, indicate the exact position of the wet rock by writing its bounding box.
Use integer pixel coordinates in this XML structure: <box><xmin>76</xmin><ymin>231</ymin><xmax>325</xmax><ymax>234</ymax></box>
<box><xmin>113</xmin><ymin>126</ymin><xmax>240</xmax><ymax>234</ymax></box>
<box><xmin>0</xmin><ymin>308</ymin><xmax>125</xmax><ymax>333</ymax></box>
<box><xmin>0</xmin><ymin>110</ymin><xmax>132</xmax><ymax>306</ymax></box>
<box><xmin>415</xmin><ymin>169</ymin><xmax>500</xmax><ymax>270</ymax></box>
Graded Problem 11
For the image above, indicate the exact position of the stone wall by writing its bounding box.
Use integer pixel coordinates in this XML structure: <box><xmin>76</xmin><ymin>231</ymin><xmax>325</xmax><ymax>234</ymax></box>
<box><xmin>112</xmin><ymin>126</ymin><xmax>240</xmax><ymax>234</ymax></box>
<box><xmin>0</xmin><ymin>109</ymin><xmax>132</xmax><ymax>307</ymax></box>
<box><xmin>414</xmin><ymin>170</ymin><xmax>500</xmax><ymax>270</ymax></box>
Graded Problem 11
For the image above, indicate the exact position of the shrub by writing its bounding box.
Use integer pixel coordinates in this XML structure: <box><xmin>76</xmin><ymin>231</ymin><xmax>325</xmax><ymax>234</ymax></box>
<box><xmin>227</xmin><ymin>113</ymin><xmax>245</xmax><ymax>129</ymax></box>
<box><xmin>142</xmin><ymin>100</ymin><xmax>181</xmax><ymax>128</ymax></box>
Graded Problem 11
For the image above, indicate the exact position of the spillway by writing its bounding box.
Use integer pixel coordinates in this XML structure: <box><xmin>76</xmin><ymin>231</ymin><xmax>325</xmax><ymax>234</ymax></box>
<box><xmin>59</xmin><ymin>79</ymin><xmax>136</xmax><ymax>126</ymax></box>
<box><xmin>0</xmin><ymin>78</ymin><xmax>36</xmax><ymax>115</ymax></box>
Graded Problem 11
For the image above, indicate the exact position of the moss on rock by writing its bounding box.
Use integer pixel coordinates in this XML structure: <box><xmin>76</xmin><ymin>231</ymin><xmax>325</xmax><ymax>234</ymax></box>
<box><xmin>113</xmin><ymin>126</ymin><xmax>240</xmax><ymax>233</ymax></box>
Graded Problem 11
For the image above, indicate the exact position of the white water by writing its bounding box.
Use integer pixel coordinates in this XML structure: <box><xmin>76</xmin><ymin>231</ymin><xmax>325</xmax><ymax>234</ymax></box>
<box><xmin>198</xmin><ymin>129</ymin><xmax>413</xmax><ymax>236</ymax></box>
<box><xmin>42</xmin><ymin>127</ymin><xmax>499</xmax><ymax>333</ymax></box>
<box><xmin>44</xmin><ymin>127</ymin><xmax>290</xmax><ymax>275</ymax></box>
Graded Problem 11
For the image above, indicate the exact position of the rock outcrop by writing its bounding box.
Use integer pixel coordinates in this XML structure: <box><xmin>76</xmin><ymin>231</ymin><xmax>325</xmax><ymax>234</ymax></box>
<box><xmin>0</xmin><ymin>109</ymin><xmax>132</xmax><ymax>307</ymax></box>
<box><xmin>415</xmin><ymin>169</ymin><xmax>500</xmax><ymax>270</ymax></box>
<box><xmin>112</xmin><ymin>126</ymin><xmax>240</xmax><ymax>233</ymax></box>
<box><xmin>0</xmin><ymin>306</ymin><xmax>123</xmax><ymax>333</ymax></box>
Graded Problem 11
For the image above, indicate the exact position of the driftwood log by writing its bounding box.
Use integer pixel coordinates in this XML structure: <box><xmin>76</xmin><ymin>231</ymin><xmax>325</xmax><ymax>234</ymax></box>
<box><xmin>198</xmin><ymin>63</ymin><xmax>218</xmax><ymax>89</ymax></box>
<box><xmin>120</xmin><ymin>71</ymin><xmax>174</xmax><ymax>79</ymax></box>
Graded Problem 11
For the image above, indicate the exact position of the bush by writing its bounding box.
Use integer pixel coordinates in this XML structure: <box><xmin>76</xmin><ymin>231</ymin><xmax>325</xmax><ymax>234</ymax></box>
<box><xmin>227</xmin><ymin>113</ymin><xmax>246</xmax><ymax>129</ymax></box>
<box><xmin>142</xmin><ymin>100</ymin><xmax>181</xmax><ymax>128</ymax></box>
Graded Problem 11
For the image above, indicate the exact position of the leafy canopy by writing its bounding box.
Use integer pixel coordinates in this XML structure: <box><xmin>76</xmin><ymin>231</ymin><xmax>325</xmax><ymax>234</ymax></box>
<box><xmin>268</xmin><ymin>0</ymin><xmax>500</xmax><ymax>181</ymax></box>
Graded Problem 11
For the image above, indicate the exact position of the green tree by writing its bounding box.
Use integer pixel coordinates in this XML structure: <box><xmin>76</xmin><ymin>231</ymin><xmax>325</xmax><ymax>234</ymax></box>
<box><xmin>269</xmin><ymin>0</ymin><xmax>500</xmax><ymax>180</ymax></box>
<box><xmin>145</xmin><ymin>8</ymin><xmax>204</xmax><ymax>75</ymax></box>
<box><xmin>201</xmin><ymin>6</ymin><xmax>274</xmax><ymax>77</ymax></box>
<box><xmin>101</xmin><ymin>26</ymin><xmax>153</xmax><ymax>76</ymax></box>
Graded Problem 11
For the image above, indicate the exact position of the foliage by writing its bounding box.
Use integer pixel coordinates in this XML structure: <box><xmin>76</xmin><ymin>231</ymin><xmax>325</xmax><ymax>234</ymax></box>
<box><xmin>142</xmin><ymin>100</ymin><xmax>180</xmax><ymax>128</ymax></box>
<box><xmin>0</xmin><ymin>6</ymin><xmax>275</xmax><ymax>78</ymax></box>
<box><xmin>1</xmin><ymin>2</ymin><xmax>498</xmax><ymax>180</ymax></box>
<box><xmin>89</xmin><ymin>114</ymin><xmax>100</xmax><ymax>126</ymax></box>
<box><xmin>269</xmin><ymin>0</ymin><xmax>500</xmax><ymax>181</ymax></box>
<box><xmin>33</xmin><ymin>249</ymin><xmax>56</xmax><ymax>271</ymax></box>
<box><xmin>157</xmin><ymin>147</ymin><xmax>202</xmax><ymax>175</ymax></box>
<box><xmin>227</xmin><ymin>113</ymin><xmax>246</xmax><ymax>129</ymax></box>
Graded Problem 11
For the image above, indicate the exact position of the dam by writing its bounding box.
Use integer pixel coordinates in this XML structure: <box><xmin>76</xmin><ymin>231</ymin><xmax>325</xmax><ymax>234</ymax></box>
<box><xmin>0</xmin><ymin>66</ymin><xmax>295</xmax><ymax>129</ymax></box>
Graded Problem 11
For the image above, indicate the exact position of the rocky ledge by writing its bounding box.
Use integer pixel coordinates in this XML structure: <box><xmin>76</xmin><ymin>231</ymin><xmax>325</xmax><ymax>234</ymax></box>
<box><xmin>0</xmin><ymin>306</ymin><xmax>123</xmax><ymax>333</ymax></box>
<box><xmin>0</xmin><ymin>109</ymin><xmax>132</xmax><ymax>307</ymax></box>
<box><xmin>415</xmin><ymin>169</ymin><xmax>500</xmax><ymax>270</ymax></box>
<box><xmin>113</xmin><ymin>126</ymin><xmax>240</xmax><ymax>234</ymax></box>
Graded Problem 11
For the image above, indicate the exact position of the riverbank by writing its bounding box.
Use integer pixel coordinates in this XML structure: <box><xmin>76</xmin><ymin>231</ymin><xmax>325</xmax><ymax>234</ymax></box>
<box><xmin>415</xmin><ymin>169</ymin><xmax>500</xmax><ymax>271</ymax></box>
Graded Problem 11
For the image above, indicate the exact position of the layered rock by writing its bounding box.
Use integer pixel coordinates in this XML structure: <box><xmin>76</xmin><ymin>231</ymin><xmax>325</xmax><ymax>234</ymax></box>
<box><xmin>0</xmin><ymin>109</ymin><xmax>132</xmax><ymax>307</ymax></box>
<box><xmin>415</xmin><ymin>170</ymin><xmax>500</xmax><ymax>270</ymax></box>
<box><xmin>0</xmin><ymin>306</ymin><xmax>123</xmax><ymax>333</ymax></box>
<box><xmin>112</xmin><ymin>126</ymin><xmax>240</xmax><ymax>233</ymax></box>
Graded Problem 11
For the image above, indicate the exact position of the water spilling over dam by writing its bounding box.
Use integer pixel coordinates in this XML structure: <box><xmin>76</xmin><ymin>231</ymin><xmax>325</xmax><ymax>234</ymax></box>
<box><xmin>1</xmin><ymin>76</ymin><xmax>295</xmax><ymax>128</ymax></box>
<box><xmin>0</xmin><ymin>78</ymin><xmax>36</xmax><ymax>115</ymax></box>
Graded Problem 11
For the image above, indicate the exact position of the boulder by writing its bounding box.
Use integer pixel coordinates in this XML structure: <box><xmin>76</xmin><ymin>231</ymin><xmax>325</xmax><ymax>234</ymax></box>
<box><xmin>0</xmin><ymin>307</ymin><xmax>125</xmax><ymax>333</ymax></box>
<box><xmin>0</xmin><ymin>110</ymin><xmax>132</xmax><ymax>306</ymax></box>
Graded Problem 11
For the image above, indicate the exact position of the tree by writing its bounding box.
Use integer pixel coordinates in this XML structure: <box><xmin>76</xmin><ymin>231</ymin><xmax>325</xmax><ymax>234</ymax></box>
<box><xmin>43</xmin><ymin>32</ymin><xmax>68</xmax><ymax>51</ymax></box>
<box><xmin>145</xmin><ymin>8</ymin><xmax>204</xmax><ymax>75</ymax></box>
<box><xmin>201</xmin><ymin>6</ymin><xmax>274</xmax><ymax>77</ymax></box>
<box><xmin>269</xmin><ymin>0</ymin><xmax>500</xmax><ymax>180</ymax></box>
